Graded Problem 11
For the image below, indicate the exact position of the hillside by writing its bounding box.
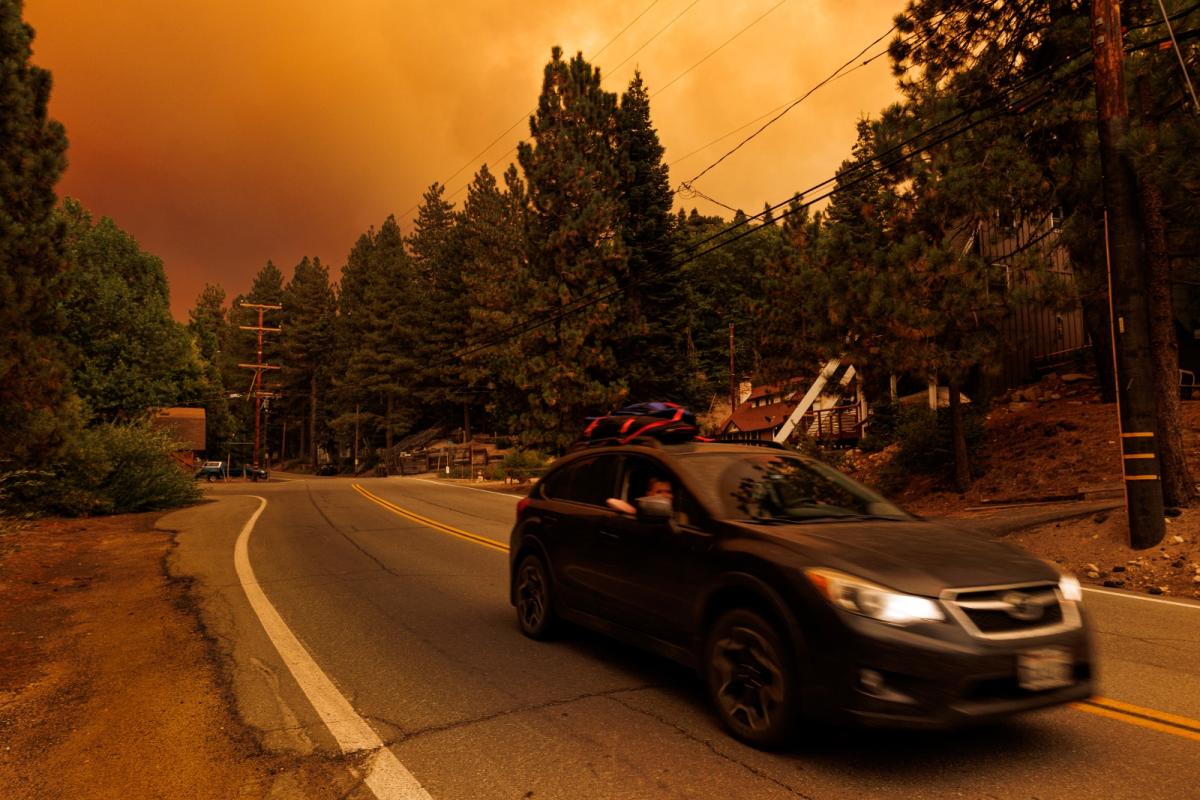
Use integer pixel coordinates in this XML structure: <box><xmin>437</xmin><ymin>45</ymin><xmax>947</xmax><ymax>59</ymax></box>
<box><xmin>842</xmin><ymin>373</ymin><xmax>1200</xmax><ymax>598</ymax></box>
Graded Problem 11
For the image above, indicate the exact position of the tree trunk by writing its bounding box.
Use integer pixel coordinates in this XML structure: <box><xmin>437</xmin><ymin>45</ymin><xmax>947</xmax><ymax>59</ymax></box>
<box><xmin>1137</xmin><ymin>79</ymin><xmax>1193</xmax><ymax>507</ymax></box>
<box><xmin>949</xmin><ymin>379</ymin><xmax>971</xmax><ymax>493</ymax></box>
<box><xmin>1082</xmin><ymin>289</ymin><xmax>1117</xmax><ymax>403</ymax></box>
<box><xmin>309</xmin><ymin>374</ymin><xmax>318</xmax><ymax>471</ymax></box>
<box><xmin>386</xmin><ymin>393</ymin><xmax>394</xmax><ymax>455</ymax></box>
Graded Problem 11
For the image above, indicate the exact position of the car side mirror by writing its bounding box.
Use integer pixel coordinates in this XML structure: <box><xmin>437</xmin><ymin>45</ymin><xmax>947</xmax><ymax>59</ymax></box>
<box><xmin>636</xmin><ymin>495</ymin><xmax>673</xmax><ymax>522</ymax></box>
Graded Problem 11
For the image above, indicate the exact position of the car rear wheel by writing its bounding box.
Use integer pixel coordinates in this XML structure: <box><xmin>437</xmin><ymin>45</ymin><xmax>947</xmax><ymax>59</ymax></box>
<box><xmin>206</xmin><ymin>474</ymin><xmax>216</xmax><ymax>483</ymax></box>
<box><xmin>704</xmin><ymin>608</ymin><xmax>799</xmax><ymax>748</ymax></box>
<box><xmin>514</xmin><ymin>554</ymin><xmax>557</xmax><ymax>640</ymax></box>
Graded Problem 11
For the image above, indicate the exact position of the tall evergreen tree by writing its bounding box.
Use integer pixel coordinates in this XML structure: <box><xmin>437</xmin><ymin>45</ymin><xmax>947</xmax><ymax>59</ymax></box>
<box><xmin>282</xmin><ymin>257</ymin><xmax>336</xmax><ymax>469</ymax></box>
<box><xmin>614</xmin><ymin>72</ymin><xmax>698</xmax><ymax>405</ymax></box>
<box><xmin>408</xmin><ymin>182</ymin><xmax>469</xmax><ymax>424</ymax></box>
<box><xmin>516</xmin><ymin>47</ymin><xmax>628</xmax><ymax>449</ymax></box>
<box><xmin>341</xmin><ymin>216</ymin><xmax>420</xmax><ymax>456</ymax></box>
<box><xmin>0</xmin><ymin>0</ymin><xmax>75</xmax><ymax>465</ymax></box>
<box><xmin>458</xmin><ymin>163</ymin><xmax>531</xmax><ymax>436</ymax></box>
<box><xmin>187</xmin><ymin>283</ymin><xmax>239</xmax><ymax>453</ymax></box>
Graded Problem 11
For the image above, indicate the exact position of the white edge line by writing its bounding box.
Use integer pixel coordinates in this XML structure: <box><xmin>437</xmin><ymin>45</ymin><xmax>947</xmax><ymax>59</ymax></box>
<box><xmin>402</xmin><ymin>476</ymin><xmax>525</xmax><ymax>498</ymax></box>
<box><xmin>1083</xmin><ymin>585</ymin><xmax>1200</xmax><ymax>610</ymax></box>
<box><xmin>232</xmin><ymin>495</ymin><xmax>432</xmax><ymax>800</ymax></box>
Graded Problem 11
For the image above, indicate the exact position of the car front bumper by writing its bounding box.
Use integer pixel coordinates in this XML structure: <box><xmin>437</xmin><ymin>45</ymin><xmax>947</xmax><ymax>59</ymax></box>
<box><xmin>807</xmin><ymin>607</ymin><xmax>1093</xmax><ymax>729</ymax></box>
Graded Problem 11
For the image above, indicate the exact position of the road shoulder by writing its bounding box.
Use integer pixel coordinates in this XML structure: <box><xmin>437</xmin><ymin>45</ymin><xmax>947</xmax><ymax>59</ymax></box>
<box><xmin>0</xmin><ymin>505</ymin><xmax>360</xmax><ymax>799</ymax></box>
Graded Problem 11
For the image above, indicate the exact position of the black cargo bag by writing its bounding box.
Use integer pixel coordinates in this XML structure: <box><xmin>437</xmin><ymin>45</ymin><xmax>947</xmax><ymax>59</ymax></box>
<box><xmin>580</xmin><ymin>402</ymin><xmax>699</xmax><ymax>444</ymax></box>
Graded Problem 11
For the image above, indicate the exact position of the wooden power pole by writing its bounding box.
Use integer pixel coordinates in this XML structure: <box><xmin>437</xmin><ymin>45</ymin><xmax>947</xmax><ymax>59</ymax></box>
<box><xmin>1090</xmin><ymin>0</ymin><xmax>1165</xmax><ymax>548</ymax></box>
<box><xmin>238</xmin><ymin>302</ymin><xmax>282</xmax><ymax>475</ymax></box>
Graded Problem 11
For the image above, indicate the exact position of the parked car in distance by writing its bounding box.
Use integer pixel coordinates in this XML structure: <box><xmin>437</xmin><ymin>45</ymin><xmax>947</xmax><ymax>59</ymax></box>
<box><xmin>509</xmin><ymin>439</ymin><xmax>1092</xmax><ymax>748</ymax></box>
<box><xmin>194</xmin><ymin>461</ymin><xmax>226</xmax><ymax>482</ymax></box>
<box><xmin>316</xmin><ymin>463</ymin><xmax>340</xmax><ymax>476</ymax></box>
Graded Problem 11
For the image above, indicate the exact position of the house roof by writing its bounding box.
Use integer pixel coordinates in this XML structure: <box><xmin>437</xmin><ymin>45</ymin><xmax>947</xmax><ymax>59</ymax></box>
<box><xmin>152</xmin><ymin>407</ymin><xmax>206</xmax><ymax>451</ymax></box>
<box><xmin>719</xmin><ymin>399</ymin><xmax>796</xmax><ymax>434</ymax></box>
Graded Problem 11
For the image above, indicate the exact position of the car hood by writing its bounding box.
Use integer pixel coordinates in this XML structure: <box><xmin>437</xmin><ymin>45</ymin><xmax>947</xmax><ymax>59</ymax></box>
<box><xmin>736</xmin><ymin>519</ymin><xmax>1060</xmax><ymax>597</ymax></box>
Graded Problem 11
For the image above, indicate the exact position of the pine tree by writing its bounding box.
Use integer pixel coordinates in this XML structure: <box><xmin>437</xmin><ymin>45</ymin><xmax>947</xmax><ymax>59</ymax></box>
<box><xmin>515</xmin><ymin>48</ymin><xmax>628</xmax><ymax>449</ymax></box>
<box><xmin>458</xmin><ymin>163</ymin><xmax>531</xmax><ymax>436</ymax></box>
<box><xmin>0</xmin><ymin>0</ymin><xmax>75</xmax><ymax>465</ymax></box>
<box><xmin>187</xmin><ymin>283</ymin><xmax>239</xmax><ymax>453</ymax></box>
<box><xmin>340</xmin><ymin>216</ymin><xmax>420</xmax><ymax>457</ymax></box>
<box><xmin>614</xmin><ymin>72</ymin><xmax>697</xmax><ymax>405</ymax></box>
<box><xmin>282</xmin><ymin>257</ymin><xmax>336</xmax><ymax>469</ymax></box>
<box><xmin>407</xmin><ymin>182</ymin><xmax>468</xmax><ymax>424</ymax></box>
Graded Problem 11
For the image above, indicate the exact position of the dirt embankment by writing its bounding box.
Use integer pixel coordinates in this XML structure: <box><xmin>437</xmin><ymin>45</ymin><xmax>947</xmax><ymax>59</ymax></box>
<box><xmin>0</xmin><ymin>513</ymin><xmax>357</xmax><ymax>800</ymax></box>
<box><xmin>842</xmin><ymin>373</ymin><xmax>1200</xmax><ymax>598</ymax></box>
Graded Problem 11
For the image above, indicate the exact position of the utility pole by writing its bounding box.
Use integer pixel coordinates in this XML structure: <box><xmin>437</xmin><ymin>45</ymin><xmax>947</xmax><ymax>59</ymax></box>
<box><xmin>238</xmin><ymin>302</ymin><xmax>282</xmax><ymax>476</ymax></box>
<box><xmin>1090</xmin><ymin>0</ymin><xmax>1165</xmax><ymax>548</ymax></box>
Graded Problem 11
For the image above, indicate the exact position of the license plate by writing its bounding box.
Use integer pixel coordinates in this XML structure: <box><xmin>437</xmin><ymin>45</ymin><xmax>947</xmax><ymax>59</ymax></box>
<box><xmin>1017</xmin><ymin>647</ymin><xmax>1073</xmax><ymax>691</ymax></box>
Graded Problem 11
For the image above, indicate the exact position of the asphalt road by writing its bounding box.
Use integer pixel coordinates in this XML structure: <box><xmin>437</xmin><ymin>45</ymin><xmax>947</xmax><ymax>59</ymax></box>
<box><xmin>164</xmin><ymin>477</ymin><xmax>1200</xmax><ymax>800</ymax></box>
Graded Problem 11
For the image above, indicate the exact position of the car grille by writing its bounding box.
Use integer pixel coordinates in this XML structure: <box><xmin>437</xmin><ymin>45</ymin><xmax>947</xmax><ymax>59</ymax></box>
<box><xmin>942</xmin><ymin>582</ymin><xmax>1077</xmax><ymax>640</ymax></box>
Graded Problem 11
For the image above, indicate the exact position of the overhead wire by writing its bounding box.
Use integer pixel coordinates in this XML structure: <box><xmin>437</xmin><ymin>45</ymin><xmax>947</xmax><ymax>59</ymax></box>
<box><xmin>675</xmin><ymin>22</ymin><xmax>899</xmax><ymax>194</ymax></box>
<box><xmin>651</xmin><ymin>0</ymin><xmax>791</xmax><ymax>97</ymax></box>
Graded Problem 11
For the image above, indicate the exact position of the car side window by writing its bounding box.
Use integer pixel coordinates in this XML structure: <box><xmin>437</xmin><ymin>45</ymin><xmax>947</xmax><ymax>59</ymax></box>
<box><xmin>616</xmin><ymin>456</ymin><xmax>703</xmax><ymax>525</ymax></box>
<box><xmin>542</xmin><ymin>456</ymin><xmax>619</xmax><ymax>507</ymax></box>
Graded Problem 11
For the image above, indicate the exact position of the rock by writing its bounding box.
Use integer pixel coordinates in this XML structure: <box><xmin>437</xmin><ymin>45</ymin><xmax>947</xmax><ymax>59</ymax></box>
<box><xmin>1164</xmin><ymin>509</ymin><xmax>1183</xmax><ymax>519</ymax></box>
<box><xmin>1194</xmin><ymin>575</ymin><xmax>1200</xmax><ymax>584</ymax></box>
<box><xmin>1103</xmin><ymin>579</ymin><xmax>1125</xmax><ymax>588</ymax></box>
<box><xmin>1171</xmin><ymin>535</ymin><xmax>1185</xmax><ymax>544</ymax></box>
<box><xmin>1147</xmin><ymin>586</ymin><xmax>1165</xmax><ymax>596</ymax></box>
<box><xmin>1112</xmin><ymin>565</ymin><xmax>1126</xmax><ymax>573</ymax></box>
<box><xmin>1093</xmin><ymin>513</ymin><xmax>1109</xmax><ymax>524</ymax></box>
<box><xmin>1086</xmin><ymin>571</ymin><xmax>1100</xmax><ymax>579</ymax></box>
<box><xmin>1061</xmin><ymin>373</ymin><xmax>1092</xmax><ymax>383</ymax></box>
<box><xmin>1049</xmin><ymin>393</ymin><xmax>1062</xmax><ymax>400</ymax></box>
<box><xmin>1085</xmin><ymin>563</ymin><xmax>1099</xmax><ymax>574</ymax></box>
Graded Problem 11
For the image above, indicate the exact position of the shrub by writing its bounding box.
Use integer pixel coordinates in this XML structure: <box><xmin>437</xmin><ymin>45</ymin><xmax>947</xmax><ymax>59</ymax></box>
<box><xmin>892</xmin><ymin>406</ymin><xmax>987</xmax><ymax>481</ymax></box>
<box><xmin>500</xmin><ymin>449</ymin><xmax>547</xmax><ymax>482</ymax></box>
<box><xmin>0</xmin><ymin>419</ymin><xmax>200</xmax><ymax>517</ymax></box>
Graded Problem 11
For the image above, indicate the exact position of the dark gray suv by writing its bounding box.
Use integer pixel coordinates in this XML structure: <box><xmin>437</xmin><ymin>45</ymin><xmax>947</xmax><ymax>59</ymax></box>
<box><xmin>509</xmin><ymin>439</ymin><xmax>1092</xmax><ymax>748</ymax></box>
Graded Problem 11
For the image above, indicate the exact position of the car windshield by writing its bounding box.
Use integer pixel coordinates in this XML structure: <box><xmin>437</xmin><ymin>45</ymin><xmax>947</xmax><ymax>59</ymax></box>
<box><xmin>673</xmin><ymin>452</ymin><xmax>912</xmax><ymax>523</ymax></box>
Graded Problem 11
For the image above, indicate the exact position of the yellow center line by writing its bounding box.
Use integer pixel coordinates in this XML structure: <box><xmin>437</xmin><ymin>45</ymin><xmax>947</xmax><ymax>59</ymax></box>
<box><xmin>1072</xmin><ymin>696</ymin><xmax>1200</xmax><ymax>742</ymax></box>
<box><xmin>356</xmin><ymin>482</ymin><xmax>1200</xmax><ymax>745</ymax></box>
<box><xmin>352</xmin><ymin>483</ymin><xmax>510</xmax><ymax>554</ymax></box>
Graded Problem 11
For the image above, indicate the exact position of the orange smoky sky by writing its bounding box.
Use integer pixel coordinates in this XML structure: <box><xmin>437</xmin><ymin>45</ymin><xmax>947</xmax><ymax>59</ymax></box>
<box><xmin>25</xmin><ymin>0</ymin><xmax>905</xmax><ymax>319</ymax></box>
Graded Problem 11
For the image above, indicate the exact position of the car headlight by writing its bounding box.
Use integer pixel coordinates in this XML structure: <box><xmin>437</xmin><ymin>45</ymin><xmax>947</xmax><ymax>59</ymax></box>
<box><xmin>805</xmin><ymin>568</ymin><xmax>945</xmax><ymax>626</ymax></box>
<box><xmin>1058</xmin><ymin>573</ymin><xmax>1083</xmax><ymax>603</ymax></box>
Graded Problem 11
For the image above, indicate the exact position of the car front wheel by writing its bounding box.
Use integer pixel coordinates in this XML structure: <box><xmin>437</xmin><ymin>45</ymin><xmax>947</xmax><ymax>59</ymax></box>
<box><xmin>704</xmin><ymin>608</ymin><xmax>800</xmax><ymax>748</ymax></box>
<box><xmin>514</xmin><ymin>554</ymin><xmax>557</xmax><ymax>640</ymax></box>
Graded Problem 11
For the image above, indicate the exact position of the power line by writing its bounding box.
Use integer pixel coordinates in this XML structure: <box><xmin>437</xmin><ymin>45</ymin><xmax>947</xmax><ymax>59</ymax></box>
<box><xmin>651</xmin><ymin>0</ymin><xmax>791</xmax><ymax>97</ymax></box>
<box><xmin>605</xmin><ymin>0</ymin><xmax>704</xmax><ymax>78</ymax></box>
<box><xmin>593</xmin><ymin>0</ymin><xmax>664</xmax><ymax>61</ymax></box>
<box><xmin>676</xmin><ymin>23</ymin><xmax>899</xmax><ymax>194</ymax></box>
